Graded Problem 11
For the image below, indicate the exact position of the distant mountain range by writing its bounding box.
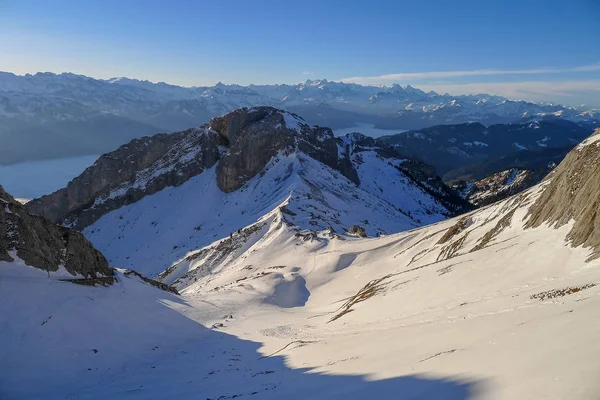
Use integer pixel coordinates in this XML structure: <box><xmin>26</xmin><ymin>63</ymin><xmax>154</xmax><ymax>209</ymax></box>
<box><xmin>442</xmin><ymin>146</ymin><xmax>571</xmax><ymax>184</ymax></box>
<box><xmin>379</xmin><ymin>119</ymin><xmax>596</xmax><ymax>177</ymax></box>
<box><xmin>1</xmin><ymin>71</ymin><xmax>598</xmax><ymax>164</ymax></box>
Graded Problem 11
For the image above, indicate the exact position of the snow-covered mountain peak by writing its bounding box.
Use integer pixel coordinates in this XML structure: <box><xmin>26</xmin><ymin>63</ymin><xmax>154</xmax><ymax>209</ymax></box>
<box><xmin>81</xmin><ymin>143</ymin><xmax>459</xmax><ymax>277</ymax></box>
<box><xmin>403</xmin><ymin>84</ymin><xmax>425</xmax><ymax>95</ymax></box>
<box><xmin>27</xmin><ymin>106</ymin><xmax>467</xmax><ymax>276</ymax></box>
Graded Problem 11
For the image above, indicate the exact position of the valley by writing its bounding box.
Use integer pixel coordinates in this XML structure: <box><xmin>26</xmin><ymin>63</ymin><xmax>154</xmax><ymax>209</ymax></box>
<box><xmin>2</xmin><ymin>106</ymin><xmax>600</xmax><ymax>398</ymax></box>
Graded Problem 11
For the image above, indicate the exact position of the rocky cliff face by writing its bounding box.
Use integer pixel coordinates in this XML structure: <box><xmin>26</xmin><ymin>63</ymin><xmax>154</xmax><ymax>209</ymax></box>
<box><xmin>28</xmin><ymin>107</ymin><xmax>467</xmax><ymax>230</ymax></box>
<box><xmin>213</xmin><ymin>107</ymin><xmax>344</xmax><ymax>192</ymax></box>
<box><xmin>526</xmin><ymin>129</ymin><xmax>600</xmax><ymax>260</ymax></box>
<box><xmin>27</xmin><ymin>127</ymin><xmax>227</xmax><ymax>229</ymax></box>
<box><xmin>1</xmin><ymin>185</ymin><xmax>111</xmax><ymax>277</ymax></box>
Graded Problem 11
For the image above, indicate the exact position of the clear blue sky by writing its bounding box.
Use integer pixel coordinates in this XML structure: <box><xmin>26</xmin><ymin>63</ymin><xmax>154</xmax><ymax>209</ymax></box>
<box><xmin>1</xmin><ymin>0</ymin><xmax>600</xmax><ymax>106</ymax></box>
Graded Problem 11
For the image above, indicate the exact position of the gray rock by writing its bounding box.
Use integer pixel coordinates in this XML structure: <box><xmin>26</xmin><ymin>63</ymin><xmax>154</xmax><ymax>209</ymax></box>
<box><xmin>347</xmin><ymin>225</ymin><xmax>368</xmax><ymax>238</ymax></box>
<box><xmin>214</xmin><ymin>107</ymin><xmax>347</xmax><ymax>192</ymax></box>
<box><xmin>459</xmin><ymin>167</ymin><xmax>552</xmax><ymax>207</ymax></box>
<box><xmin>28</xmin><ymin>107</ymin><xmax>360</xmax><ymax>227</ymax></box>
<box><xmin>525</xmin><ymin>129</ymin><xmax>600</xmax><ymax>260</ymax></box>
<box><xmin>1</xmin><ymin>185</ymin><xmax>111</xmax><ymax>277</ymax></box>
<box><xmin>28</xmin><ymin>127</ymin><xmax>228</xmax><ymax>229</ymax></box>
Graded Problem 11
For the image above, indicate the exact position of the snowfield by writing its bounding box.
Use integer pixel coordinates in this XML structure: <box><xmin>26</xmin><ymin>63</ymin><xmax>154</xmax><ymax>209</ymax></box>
<box><xmin>2</xmin><ymin>177</ymin><xmax>600</xmax><ymax>399</ymax></box>
<box><xmin>83</xmin><ymin>151</ymin><xmax>450</xmax><ymax>276</ymax></box>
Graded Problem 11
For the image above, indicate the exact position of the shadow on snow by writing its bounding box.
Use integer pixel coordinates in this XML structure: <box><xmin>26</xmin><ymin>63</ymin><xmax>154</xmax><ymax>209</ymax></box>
<box><xmin>0</xmin><ymin>275</ymin><xmax>485</xmax><ymax>400</ymax></box>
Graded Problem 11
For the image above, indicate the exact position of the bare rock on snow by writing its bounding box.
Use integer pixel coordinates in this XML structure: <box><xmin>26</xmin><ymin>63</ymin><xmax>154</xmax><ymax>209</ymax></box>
<box><xmin>28</xmin><ymin>127</ymin><xmax>227</xmax><ymax>230</ymax></box>
<box><xmin>1</xmin><ymin>185</ymin><xmax>111</xmax><ymax>277</ymax></box>
<box><xmin>347</xmin><ymin>225</ymin><xmax>368</xmax><ymax>238</ymax></box>
<box><xmin>526</xmin><ymin>129</ymin><xmax>600</xmax><ymax>260</ymax></box>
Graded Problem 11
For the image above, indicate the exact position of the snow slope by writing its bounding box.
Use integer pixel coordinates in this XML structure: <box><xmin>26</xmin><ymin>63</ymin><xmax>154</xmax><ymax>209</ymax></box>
<box><xmin>0</xmin><ymin>260</ymin><xmax>481</xmax><ymax>400</ymax></box>
<box><xmin>84</xmin><ymin>150</ymin><xmax>450</xmax><ymax>277</ymax></box>
<box><xmin>3</xmin><ymin>172</ymin><xmax>600</xmax><ymax>399</ymax></box>
<box><xmin>157</xmin><ymin>182</ymin><xmax>600</xmax><ymax>400</ymax></box>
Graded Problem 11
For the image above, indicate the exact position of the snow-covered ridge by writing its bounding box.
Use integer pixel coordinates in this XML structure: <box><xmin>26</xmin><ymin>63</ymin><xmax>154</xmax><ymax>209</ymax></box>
<box><xmin>84</xmin><ymin>149</ymin><xmax>455</xmax><ymax>277</ymax></box>
<box><xmin>29</xmin><ymin>106</ymin><xmax>466</xmax><ymax>233</ymax></box>
<box><xmin>576</xmin><ymin>128</ymin><xmax>600</xmax><ymax>150</ymax></box>
<box><xmin>89</xmin><ymin>126</ymin><xmax>220</xmax><ymax>208</ymax></box>
<box><xmin>459</xmin><ymin>167</ymin><xmax>546</xmax><ymax>207</ymax></box>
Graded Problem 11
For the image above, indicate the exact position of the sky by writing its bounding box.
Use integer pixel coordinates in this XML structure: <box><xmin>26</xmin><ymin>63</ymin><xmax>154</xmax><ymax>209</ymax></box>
<box><xmin>1</xmin><ymin>0</ymin><xmax>600</xmax><ymax>106</ymax></box>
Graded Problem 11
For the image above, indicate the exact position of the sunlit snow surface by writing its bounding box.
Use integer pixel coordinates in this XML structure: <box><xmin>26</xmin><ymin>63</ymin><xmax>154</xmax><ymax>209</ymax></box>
<box><xmin>2</xmin><ymin>181</ymin><xmax>600</xmax><ymax>399</ymax></box>
<box><xmin>84</xmin><ymin>152</ymin><xmax>448</xmax><ymax>276</ymax></box>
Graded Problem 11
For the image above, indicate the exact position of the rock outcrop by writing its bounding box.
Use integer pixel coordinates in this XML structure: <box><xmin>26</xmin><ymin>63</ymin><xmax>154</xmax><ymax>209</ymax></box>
<box><xmin>526</xmin><ymin>129</ymin><xmax>600</xmax><ymax>260</ymax></box>
<box><xmin>213</xmin><ymin>107</ymin><xmax>344</xmax><ymax>192</ymax></box>
<box><xmin>1</xmin><ymin>185</ymin><xmax>111</xmax><ymax>277</ymax></box>
<box><xmin>459</xmin><ymin>166</ymin><xmax>553</xmax><ymax>207</ymax></box>
<box><xmin>347</xmin><ymin>225</ymin><xmax>368</xmax><ymax>238</ymax></box>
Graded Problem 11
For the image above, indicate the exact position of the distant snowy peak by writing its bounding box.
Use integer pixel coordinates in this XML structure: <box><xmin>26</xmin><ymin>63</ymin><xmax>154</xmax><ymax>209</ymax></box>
<box><xmin>2</xmin><ymin>71</ymin><xmax>598</xmax><ymax>165</ymax></box>
<box><xmin>1</xmin><ymin>71</ymin><xmax>596</xmax><ymax>120</ymax></box>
